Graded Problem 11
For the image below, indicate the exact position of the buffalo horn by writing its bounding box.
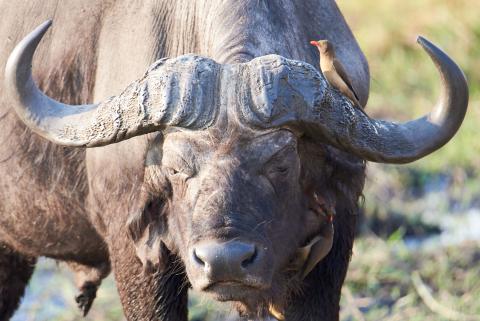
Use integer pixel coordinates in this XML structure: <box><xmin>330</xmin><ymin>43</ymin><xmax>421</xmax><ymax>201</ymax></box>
<box><xmin>238</xmin><ymin>37</ymin><xmax>468</xmax><ymax>164</ymax></box>
<box><xmin>5</xmin><ymin>20</ymin><xmax>218</xmax><ymax>147</ymax></box>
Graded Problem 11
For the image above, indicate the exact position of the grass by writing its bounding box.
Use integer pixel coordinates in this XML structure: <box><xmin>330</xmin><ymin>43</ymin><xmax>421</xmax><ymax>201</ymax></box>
<box><xmin>12</xmin><ymin>1</ymin><xmax>480</xmax><ymax>320</ymax></box>
<box><xmin>342</xmin><ymin>238</ymin><xmax>480</xmax><ymax>321</ymax></box>
<box><xmin>338</xmin><ymin>0</ymin><xmax>480</xmax><ymax>172</ymax></box>
<box><xmin>338</xmin><ymin>1</ymin><xmax>480</xmax><ymax>319</ymax></box>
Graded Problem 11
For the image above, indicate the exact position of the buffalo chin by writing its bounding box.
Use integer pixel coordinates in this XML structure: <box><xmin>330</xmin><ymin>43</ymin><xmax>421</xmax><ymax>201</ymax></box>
<box><xmin>201</xmin><ymin>280</ymin><xmax>287</xmax><ymax>320</ymax></box>
<box><xmin>205</xmin><ymin>282</ymin><xmax>264</xmax><ymax>300</ymax></box>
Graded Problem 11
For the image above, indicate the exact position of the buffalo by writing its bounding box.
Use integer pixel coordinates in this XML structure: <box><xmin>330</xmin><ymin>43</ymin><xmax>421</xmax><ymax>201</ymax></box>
<box><xmin>0</xmin><ymin>1</ymin><xmax>468</xmax><ymax>321</ymax></box>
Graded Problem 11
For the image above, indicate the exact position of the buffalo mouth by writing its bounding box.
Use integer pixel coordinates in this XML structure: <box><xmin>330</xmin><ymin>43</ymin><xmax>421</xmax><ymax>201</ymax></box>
<box><xmin>201</xmin><ymin>280</ymin><xmax>279</xmax><ymax>319</ymax></box>
<box><xmin>202</xmin><ymin>280</ymin><xmax>269</xmax><ymax>302</ymax></box>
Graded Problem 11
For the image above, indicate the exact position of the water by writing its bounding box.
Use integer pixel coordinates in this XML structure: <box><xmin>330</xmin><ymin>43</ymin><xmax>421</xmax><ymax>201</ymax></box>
<box><xmin>406</xmin><ymin>208</ymin><xmax>480</xmax><ymax>250</ymax></box>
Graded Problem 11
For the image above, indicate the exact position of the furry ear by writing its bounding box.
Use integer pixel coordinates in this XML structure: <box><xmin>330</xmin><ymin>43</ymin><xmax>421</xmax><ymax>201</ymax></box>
<box><xmin>127</xmin><ymin>133</ymin><xmax>171</xmax><ymax>273</ymax></box>
<box><xmin>134</xmin><ymin>224</ymin><xmax>169</xmax><ymax>274</ymax></box>
<box><xmin>127</xmin><ymin>195</ymin><xmax>168</xmax><ymax>274</ymax></box>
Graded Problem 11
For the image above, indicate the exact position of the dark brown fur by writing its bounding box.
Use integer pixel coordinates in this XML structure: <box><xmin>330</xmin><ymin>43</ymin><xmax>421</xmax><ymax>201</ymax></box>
<box><xmin>0</xmin><ymin>1</ymin><xmax>368</xmax><ymax>320</ymax></box>
<box><xmin>121</xmin><ymin>128</ymin><xmax>365</xmax><ymax>320</ymax></box>
<box><xmin>0</xmin><ymin>243</ymin><xmax>36</xmax><ymax>321</ymax></box>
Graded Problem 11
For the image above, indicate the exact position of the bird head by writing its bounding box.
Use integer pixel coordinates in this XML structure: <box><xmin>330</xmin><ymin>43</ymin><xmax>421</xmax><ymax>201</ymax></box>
<box><xmin>310</xmin><ymin>40</ymin><xmax>333</xmax><ymax>55</ymax></box>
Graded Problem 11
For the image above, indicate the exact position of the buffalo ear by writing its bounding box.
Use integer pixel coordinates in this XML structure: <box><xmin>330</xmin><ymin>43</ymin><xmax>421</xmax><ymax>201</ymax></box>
<box><xmin>127</xmin><ymin>196</ymin><xmax>168</xmax><ymax>274</ymax></box>
<box><xmin>134</xmin><ymin>224</ymin><xmax>169</xmax><ymax>274</ymax></box>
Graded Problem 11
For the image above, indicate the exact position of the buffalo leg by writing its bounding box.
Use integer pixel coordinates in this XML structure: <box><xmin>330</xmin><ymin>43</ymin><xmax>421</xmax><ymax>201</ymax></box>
<box><xmin>67</xmin><ymin>261</ymin><xmax>110</xmax><ymax>316</ymax></box>
<box><xmin>109</xmin><ymin>237</ymin><xmax>188</xmax><ymax>321</ymax></box>
<box><xmin>0</xmin><ymin>243</ymin><xmax>36</xmax><ymax>321</ymax></box>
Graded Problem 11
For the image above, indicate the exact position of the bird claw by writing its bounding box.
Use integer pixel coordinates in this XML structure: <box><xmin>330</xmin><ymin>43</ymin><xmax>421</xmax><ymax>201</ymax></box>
<box><xmin>75</xmin><ymin>282</ymin><xmax>97</xmax><ymax>316</ymax></box>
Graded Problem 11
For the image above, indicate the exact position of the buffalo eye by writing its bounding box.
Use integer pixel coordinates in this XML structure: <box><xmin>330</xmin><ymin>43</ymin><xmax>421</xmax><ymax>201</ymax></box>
<box><xmin>264</xmin><ymin>146</ymin><xmax>296</xmax><ymax>177</ymax></box>
<box><xmin>165</xmin><ymin>167</ymin><xmax>179</xmax><ymax>176</ymax></box>
<box><xmin>267</xmin><ymin>166</ymin><xmax>289</xmax><ymax>176</ymax></box>
<box><xmin>263</xmin><ymin>160</ymin><xmax>294</xmax><ymax>187</ymax></box>
<box><xmin>162</xmin><ymin>149</ymin><xmax>196</xmax><ymax>180</ymax></box>
<box><xmin>164</xmin><ymin>165</ymin><xmax>195</xmax><ymax>181</ymax></box>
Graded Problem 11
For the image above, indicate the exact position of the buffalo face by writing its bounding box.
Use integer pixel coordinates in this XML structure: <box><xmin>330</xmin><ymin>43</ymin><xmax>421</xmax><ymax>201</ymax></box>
<box><xmin>135</xmin><ymin>128</ymin><xmax>335</xmax><ymax>316</ymax></box>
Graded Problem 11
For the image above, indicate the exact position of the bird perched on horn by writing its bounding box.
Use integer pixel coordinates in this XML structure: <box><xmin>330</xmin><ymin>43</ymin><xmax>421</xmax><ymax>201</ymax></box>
<box><xmin>310</xmin><ymin>40</ymin><xmax>364</xmax><ymax>109</ymax></box>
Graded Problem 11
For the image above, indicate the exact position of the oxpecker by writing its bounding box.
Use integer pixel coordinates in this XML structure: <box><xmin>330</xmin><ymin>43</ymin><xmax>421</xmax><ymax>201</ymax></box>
<box><xmin>310</xmin><ymin>40</ymin><xmax>363</xmax><ymax>108</ymax></box>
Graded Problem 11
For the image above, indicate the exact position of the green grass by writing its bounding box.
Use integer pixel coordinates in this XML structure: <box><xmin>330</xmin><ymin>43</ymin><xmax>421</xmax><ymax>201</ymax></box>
<box><xmin>337</xmin><ymin>3</ymin><xmax>480</xmax><ymax>319</ymax></box>
<box><xmin>342</xmin><ymin>238</ymin><xmax>480</xmax><ymax>321</ymax></box>
<box><xmin>338</xmin><ymin>0</ymin><xmax>480</xmax><ymax>173</ymax></box>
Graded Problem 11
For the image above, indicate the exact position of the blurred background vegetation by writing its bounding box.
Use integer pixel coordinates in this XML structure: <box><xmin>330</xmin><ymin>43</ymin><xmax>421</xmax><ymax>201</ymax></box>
<box><xmin>13</xmin><ymin>1</ymin><xmax>480</xmax><ymax>320</ymax></box>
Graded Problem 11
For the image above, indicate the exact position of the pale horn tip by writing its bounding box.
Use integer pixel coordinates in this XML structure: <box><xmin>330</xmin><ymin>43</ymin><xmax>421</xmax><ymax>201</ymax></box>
<box><xmin>5</xmin><ymin>19</ymin><xmax>53</xmax><ymax>85</ymax></box>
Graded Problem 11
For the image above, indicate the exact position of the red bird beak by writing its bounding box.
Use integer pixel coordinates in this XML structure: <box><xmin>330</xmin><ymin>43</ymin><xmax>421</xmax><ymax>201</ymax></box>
<box><xmin>309</xmin><ymin>40</ymin><xmax>318</xmax><ymax>46</ymax></box>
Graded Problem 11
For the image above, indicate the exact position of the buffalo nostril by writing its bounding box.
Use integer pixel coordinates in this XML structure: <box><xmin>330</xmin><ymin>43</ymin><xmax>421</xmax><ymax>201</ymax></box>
<box><xmin>241</xmin><ymin>246</ymin><xmax>258</xmax><ymax>268</ymax></box>
<box><xmin>192</xmin><ymin>249</ymin><xmax>205</xmax><ymax>266</ymax></box>
<box><xmin>191</xmin><ymin>241</ymin><xmax>259</xmax><ymax>282</ymax></box>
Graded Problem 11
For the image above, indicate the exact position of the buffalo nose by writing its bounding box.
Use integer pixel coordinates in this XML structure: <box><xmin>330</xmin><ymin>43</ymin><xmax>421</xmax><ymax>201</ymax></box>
<box><xmin>192</xmin><ymin>241</ymin><xmax>258</xmax><ymax>281</ymax></box>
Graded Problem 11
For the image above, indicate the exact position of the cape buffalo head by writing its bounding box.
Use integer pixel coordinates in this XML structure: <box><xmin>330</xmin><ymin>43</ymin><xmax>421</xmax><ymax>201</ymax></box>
<box><xmin>5</xmin><ymin>21</ymin><xmax>468</xmax><ymax>318</ymax></box>
<box><xmin>132</xmin><ymin>126</ymin><xmax>345</xmax><ymax>317</ymax></box>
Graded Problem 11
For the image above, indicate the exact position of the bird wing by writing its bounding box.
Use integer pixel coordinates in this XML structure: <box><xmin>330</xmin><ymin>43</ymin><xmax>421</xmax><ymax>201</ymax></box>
<box><xmin>332</xmin><ymin>58</ymin><xmax>361</xmax><ymax>103</ymax></box>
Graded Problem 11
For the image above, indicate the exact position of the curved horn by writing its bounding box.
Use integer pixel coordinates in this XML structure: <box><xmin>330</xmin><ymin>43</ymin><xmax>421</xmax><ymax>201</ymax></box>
<box><xmin>5</xmin><ymin>20</ymin><xmax>218</xmax><ymax>147</ymax></box>
<box><xmin>239</xmin><ymin>37</ymin><xmax>468</xmax><ymax>164</ymax></box>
